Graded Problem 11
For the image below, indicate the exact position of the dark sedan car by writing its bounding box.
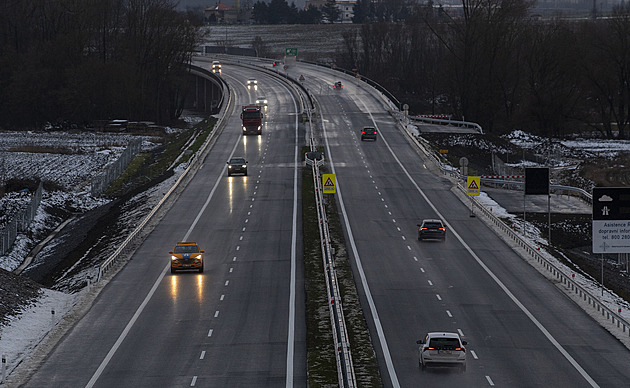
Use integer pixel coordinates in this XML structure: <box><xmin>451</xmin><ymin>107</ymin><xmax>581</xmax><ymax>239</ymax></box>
<box><xmin>227</xmin><ymin>157</ymin><xmax>247</xmax><ymax>176</ymax></box>
<box><xmin>361</xmin><ymin>126</ymin><xmax>377</xmax><ymax>141</ymax></box>
<box><xmin>418</xmin><ymin>219</ymin><xmax>446</xmax><ymax>241</ymax></box>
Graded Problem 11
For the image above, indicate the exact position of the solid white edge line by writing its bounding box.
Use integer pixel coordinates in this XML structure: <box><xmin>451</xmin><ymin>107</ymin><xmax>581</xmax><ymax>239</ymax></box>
<box><xmin>280</xmin><ymin>80</ymin><xmax>299</xmax><ymax>388</ymax></box>
<box><xmin>356</xmin><ymin>99</ymin><xmax>599</xmax><ymax>387</ymax></box>
<box><xmin>322</xmin><ymin>115</ymin><xmax>401</xmax><ymax>388</ymax></box>
<box><xmin>86</xmin><ymin>109</ymin><xmax>245</xmax><ymax>388</ymax></box>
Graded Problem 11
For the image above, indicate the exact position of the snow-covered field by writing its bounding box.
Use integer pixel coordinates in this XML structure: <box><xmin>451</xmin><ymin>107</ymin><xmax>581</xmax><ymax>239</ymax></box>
<box><xmin>2</xmin><ymin>123</ymin><xmax>630</xmax><ymax>382</ymax></box>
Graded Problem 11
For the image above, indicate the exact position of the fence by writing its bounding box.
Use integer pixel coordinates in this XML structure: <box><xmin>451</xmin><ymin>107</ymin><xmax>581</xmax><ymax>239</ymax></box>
<box><xmin>0</xmin><ymin>181</ymin><xmax>43</xmax><ymax>256</ymax></box>
<box><xmin>90</xmin><ymin>139</ymin><xmax>142</xmax><ymax>196</ymax></box>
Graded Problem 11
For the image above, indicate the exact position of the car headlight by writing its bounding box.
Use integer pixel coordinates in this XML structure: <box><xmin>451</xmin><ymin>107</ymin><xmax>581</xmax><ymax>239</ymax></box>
<box><xmin>171</xmin><ymin>256</ymin><xmax>178</xmax><ymax>261</ymax></box>
<box><xmin>241</xmin><ymin>164</ymin><xmax>246</xmax><ymax>168</ymax></box>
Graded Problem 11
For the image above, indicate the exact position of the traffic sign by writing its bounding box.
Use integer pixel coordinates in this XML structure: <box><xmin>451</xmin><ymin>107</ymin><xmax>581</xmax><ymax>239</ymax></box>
<box><xmin>285</xmin><ymin>48</ymin><xmax>298</xmax><ymax>57</ymax></box>
<box><xmin>466</xmin><ymin>176</ymin><xmax>480</xmax><ymax>196</ymax></box>
<box><xmin>592</xmin><ymin>187</ymin><xmax>630</xmax><ymax>253</ymax></box>
<box><xmin>322</xmin><ymin>174</ymin><xmax>336</xmax><ymax>194</ymax></box>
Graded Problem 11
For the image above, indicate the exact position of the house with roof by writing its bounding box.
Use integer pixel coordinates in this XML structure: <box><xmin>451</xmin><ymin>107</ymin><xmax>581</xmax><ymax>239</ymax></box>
<box><xmin>205</xmin><ymin>2</ymin><xmax>238</xmax><ymax>24</ymax></box>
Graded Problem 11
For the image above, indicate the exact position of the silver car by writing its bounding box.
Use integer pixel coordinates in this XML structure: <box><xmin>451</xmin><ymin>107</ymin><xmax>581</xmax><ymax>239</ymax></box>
<box><xmin>417</xmin><ymin>332</ymin><xmax>467</xmax><ymax>371</ymax></box>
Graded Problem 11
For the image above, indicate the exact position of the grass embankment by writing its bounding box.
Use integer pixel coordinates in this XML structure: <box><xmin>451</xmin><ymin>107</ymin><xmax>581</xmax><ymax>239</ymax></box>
<box><xmin>105</xmin><ymin>117</ymin><xmax>217</xmax><ymax>196</ymax></box>
<box><xmin>302</xmin><ymin>147</ymin><xmax>382</xmax><ymax>386</ymax></box>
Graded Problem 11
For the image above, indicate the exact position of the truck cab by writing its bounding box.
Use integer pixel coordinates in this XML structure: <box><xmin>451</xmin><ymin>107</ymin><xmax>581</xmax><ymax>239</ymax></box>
<box><xmin>241</xmin><ymin>105</ymin><xmax>263</xmax><ymax>135</ymax></box>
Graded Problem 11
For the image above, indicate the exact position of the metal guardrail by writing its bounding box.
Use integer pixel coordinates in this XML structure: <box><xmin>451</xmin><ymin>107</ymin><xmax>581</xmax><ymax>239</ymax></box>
<box><xmin>481</xmin><ymin>179</ymin><xmax>593</xmax><ymax>205</ymax></box>
<box><xmin>97</xmin><ymin>74</ymin><xmax>234</xmax><ymax>282</ymax></box>
<box><xmin>306</xmin><ymin>139</ymin><xmax>356</xmax><ymax>388</ymax></box>
<box><xmin>391</xmin><ymin>97</ymin><xmax>629</xmax><ymax>339</ymax></box>
<box><xmin>456</xmin><ymin>180</ymin><xmax>630</xmax><ymax>337</ymax></box>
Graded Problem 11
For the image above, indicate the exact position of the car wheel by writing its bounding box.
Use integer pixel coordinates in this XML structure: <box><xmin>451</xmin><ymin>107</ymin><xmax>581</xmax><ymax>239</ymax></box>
<box><xmin>199</xmin><ymin>265</ymin><xmax>204</xmax><ymax>273</ymax></box>
<box><xmin>421</xmin><ymin>362</ymin><xmax>426</xmax><ymax>371</ymax></box>
<box><xmin>244</xmin><ymin>171</ymin><xmax>248</xmax><ymax>176</ymax></box>
<box><xmin>170</xmin><ymin>267</ymin><xmax>176</xmax><ymax>274</ymax></box>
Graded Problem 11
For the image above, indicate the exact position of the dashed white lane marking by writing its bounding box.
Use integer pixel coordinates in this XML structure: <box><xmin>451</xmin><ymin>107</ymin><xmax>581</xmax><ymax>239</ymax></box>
<box><xmin>486</xmin><ymin>376</ymin><xmax>495</xmax><ymax>386</ymax></box>
<box><xmin>214</xmin><ymin>311</ymin><xmax>219</xmax><ymax>318</ymax></box>
<box><xmin>420</xmin><ymin>268</ymin><xmax>425</xmax><ymax>273</ymax></box>
<box><xmin>242</xmin><ymin>227</ymin><xmax>246</xmax><ymax>231</ymax></box>
<box><xmin>396</xmin><ymin>227</ymin><xmax>401</xmax><ymax>231</ymax></box>
<box><xmin>446</xmin><ymin>310</ymin><xmax>452</xmax><ymax>317</ymax></box>
<box><xmin>413</xmin><ymin>257</ymin><xmax>418</xmax><ymax>261</ymax></box>
<box><xmin>427</xmin><ymin>280</ymin><xmax>433</xmax><ymax>286</ymax></box>
<box><xmin>245</xmin><ymin>219</ymin><xmax>249</xmax><ymax>223</ymax></box>
<box><xmin>229</xmin><ymin>268</ymin><xmax>233</xmax><ymax>273</ymax></box>
<box><xmin>247</xmin><ymin>211</ymin><xmax>251</xmax><ymax>215</ymax></box>
<box><xmin>401</xmin><ymin>236</ymin><xmax>406</xmax><ymax>241</ymax></box>
<box><xmin>436</xmin><ymin>294</ymin><xmax>442</xmax><ymax>301</ymax></box>
<box><xmin>239</xmin><ymin>236</ymin><xmax>243</xmax><ymax>241</ymax></box>
<box><xmin>207</xmin><ymin>329</ymin><xmax>213</xmax><ymax>337</ymax></box>
<box><xmin>406</xmin><ymin>245</ymin><xmax>412</xmax><ymax>250</ymax></box>
<box><xmin>191</xmin><ymin>376</ymin><xmax>198</xmax><ymax>386</ymax></box>
<box><xmin>225</xmin><ymin>280</ymin><xmax>229</xmax><ymax>286</ymax></box>
<box><xmin>471</xmin><ymin>350</ymin><xmax>479</xmax><ymax>360</ymax></box>
<box><xmin>392</xmin><ymin>218</ymin><xmax>396</xmax><ymax>223</ymax></box>
<box><xmin>200</xmin><ymin>351</ymin><xmax>206</xmax><ymax>359</ymax></box>
<box><xmin>220</xmin><ymin>295</ymin><xmax>225</xmax><ymax>301</ymax></box>
<box><xmin>458</xmin><ymin>328</ymin><xmax>465</xmax><ymax>337</ymax></box>
<box><xmin>232</xmin><ymin>256</ymin><xmax>237</xmax><ymax>262</ymax></box>
<box><xmin>236</xmin><ymin>246</ymin><xmax>240</xmax><ymax>251</ymax></box>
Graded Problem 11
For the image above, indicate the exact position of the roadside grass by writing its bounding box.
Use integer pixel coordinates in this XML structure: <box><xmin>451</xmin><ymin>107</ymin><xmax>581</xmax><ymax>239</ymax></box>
<box><xmin>302</xmin><ymin>146</ymin><xmax>382</xmax><ymax>386</ymax></box>
<box><xmin>105</xmin><ymin>117</ymin><xmax>217</xmax><ymax>196</ymax></box>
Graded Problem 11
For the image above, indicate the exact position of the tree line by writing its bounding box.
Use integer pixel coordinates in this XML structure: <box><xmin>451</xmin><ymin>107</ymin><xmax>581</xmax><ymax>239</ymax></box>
<box><xmin>335</xmin><ymin>0</ymin><xmax>630</xmax><ymax>138</ymax></box>
<box><xmin>0</xmin><ymin>0</ymin><xmax>201</xmax><ymax>129</ymax></box>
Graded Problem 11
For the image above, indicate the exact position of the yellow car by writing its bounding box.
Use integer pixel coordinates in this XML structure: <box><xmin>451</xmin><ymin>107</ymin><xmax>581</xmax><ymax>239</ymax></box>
<box><xmin>170</xmin><ymin>242</ymin><xmax>204</xmax><ymax>273</ymax></box>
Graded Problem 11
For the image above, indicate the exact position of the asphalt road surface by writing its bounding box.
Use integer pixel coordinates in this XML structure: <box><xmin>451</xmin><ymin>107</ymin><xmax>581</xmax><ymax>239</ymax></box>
<box><xmin>22</xmin><ymin>63</ymin><xmax>307</xmax><ymax>387</ymax></box>
<box><xmin>291</xmin><ymin>60</ymin><xmax>629</xmax><ymax>387</ymax></box>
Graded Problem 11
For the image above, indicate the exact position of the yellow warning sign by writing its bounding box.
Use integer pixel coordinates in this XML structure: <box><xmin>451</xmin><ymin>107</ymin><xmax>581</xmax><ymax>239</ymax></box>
<box><xmin>466</xmin><ymin>176</ymin><xmax>480</xmax><ymax>196</ymax></box>
<box><xmin>322</xmin><ymin>174</ymin><xmax>336</xmax><ymax>194</ymax></box>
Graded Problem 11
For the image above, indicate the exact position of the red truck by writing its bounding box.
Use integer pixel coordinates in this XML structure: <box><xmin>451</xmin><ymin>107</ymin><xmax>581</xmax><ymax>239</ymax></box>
<box><xmin>241</xmin><ymin>105</ymin><xmax>263</xmax><ymax>135</ymax></box>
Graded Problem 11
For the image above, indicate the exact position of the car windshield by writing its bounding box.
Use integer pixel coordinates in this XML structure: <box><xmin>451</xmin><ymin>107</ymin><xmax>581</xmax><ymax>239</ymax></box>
<box><xmin>174</xmin><ymin>245</ymin><xmax>199</xmax><ymax>253</ymax></box>
<box><xmin>242</xmin><ymin>111</ymin><xmax>261</xmax><ymax>119</ymax></box>
<box><xmin>230</xmin><ymin>158</ymin><xmax>245</xmax><ymax>164</ymax></box>
<box><xmin>428</xmin><ymin>337</ymin><xmax>460</xmax><ymax>349</ymax></box>
<box><xmin>423</xmin><ymin>222</ymin><xmax>442</xmax><ymax>229</ymax></box>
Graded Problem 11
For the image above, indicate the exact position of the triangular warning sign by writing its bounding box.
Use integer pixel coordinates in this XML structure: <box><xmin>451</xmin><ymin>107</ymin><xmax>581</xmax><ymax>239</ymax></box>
<box><xmin>324</xmin><ymin>178</ymin><xmax>334</xmax><ymax>187</ymax></box>
<box><xmin>468</xmin><ymin>180</ymin><xmax>479</xmax><ymax>190</ymax></box>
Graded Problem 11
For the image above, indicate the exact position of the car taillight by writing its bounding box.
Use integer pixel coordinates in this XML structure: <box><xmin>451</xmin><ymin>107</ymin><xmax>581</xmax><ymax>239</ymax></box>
<box><xmin>439</xmin><ymin>228</ymin><xmax>445</xmax><ymax>231</ymax></box>
<box><xmin>420</xmin><ymin>227</ymin><xmax>428</xmax><ymax>230</ymax></box>
<box><xmin>456</xmin><ymin>347</ymin><xmax>466</xmax><ymax>352</ymax></box>
<box><xmin>424</xmin><ymin>347</ymin><xmax>435</xmax><ymax>351</ymax></box>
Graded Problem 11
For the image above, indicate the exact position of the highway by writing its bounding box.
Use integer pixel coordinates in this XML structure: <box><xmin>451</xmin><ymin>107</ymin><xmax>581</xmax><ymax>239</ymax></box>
<box><xmin>22</xmin><ymin>63</ymin><xmax>307</xmax><ymax>386</ymax></box>
<box><xmin>19</xmin><ymin>58</ymin><xmax>630</xmax><ymax>388</ymax></box>
<box><xmin>289</xmin><ymin>61</ymin><xmax>630</xmax><ymax>387</ymax></box>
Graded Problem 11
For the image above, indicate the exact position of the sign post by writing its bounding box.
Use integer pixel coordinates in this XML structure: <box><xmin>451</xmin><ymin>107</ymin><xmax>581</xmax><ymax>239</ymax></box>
<box><xmin>466</xmin><ymin>176</ymin><xmax>480</xmax><ymax>217</ymax></box>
